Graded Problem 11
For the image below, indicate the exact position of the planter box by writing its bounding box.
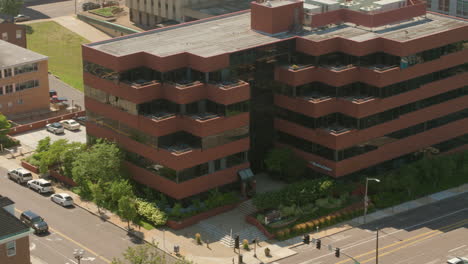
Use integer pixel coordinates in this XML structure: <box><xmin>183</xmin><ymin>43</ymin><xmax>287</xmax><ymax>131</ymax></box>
<box><xmin>245</xmin><ymin>215</ymin><xmax>275</xmax><ymax>239</ymax></box>
<box><xmin>49</xmin><ymin>170</ymin><xmax>77</xmax><ymax>187</ymax></box>
<box><xmin>21</xmin><ymin>160</ymin><xmax>39</xmax><ymax>173</ymax></box>
<box><xmin>166</xmin><ymin>201</ymin><xmax>242</xmax><ymax>230</ymax></box>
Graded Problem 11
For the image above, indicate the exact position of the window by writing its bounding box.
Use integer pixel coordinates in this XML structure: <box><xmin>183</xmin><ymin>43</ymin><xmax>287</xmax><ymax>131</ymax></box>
<box><xmin>17</xmin><ymin>98</ymin><xmax>23</xmax><ymax>104</ymax></box>
<box><xmin>16</xmin><ymin>29</ymin><xmax>22</xmax><ymax>39</ymax></box>
<box><xmin>457</xmin><ymin>0</ymin><xmax>468</xmax><ymax>15</ymax></box>
<box><xmin>0</xmin><ymin>87</ymin><xmax>3</xmax><ymax>95</ymax></box>
<box><xmin>2</xmin><ymin>32</ymin><xmax>7</xmax><ymax>41</ymax></box>
<box><xmin>5</xmin><ymin>85</ymin><xmax>13</xmax><ymax>94</ymax></box>
<box><xmin>438</xmin><ymin>0</ymin><xmax>449</xmax><ymax>11</ymax></box>
<box><xmin>6</xmin><ymin>241</ymin><xmax>16</xmax><ymax>257</ymax></box>
<box><xmin>16</xmin><ymin>80</ymin><xmax>39</xmax><ymax>91</ymax></box>
<box><xmin>14</xmin><ymin>63</ymin><xmax>38</xmax><ymax>75</ymax></box>
<box><xmin>426</xmin><ymin>0</ymin><xmax>432</xmax><ymax>8</ymax></box>
<box><xmin>4</xmin><ymin>68</ymin><xmax>12</xmax><ymax>78</ymax></box>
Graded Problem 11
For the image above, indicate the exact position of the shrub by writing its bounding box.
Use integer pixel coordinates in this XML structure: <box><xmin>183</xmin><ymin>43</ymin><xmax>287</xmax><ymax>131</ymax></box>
<box><xmin>135</xmin><ymin>198</ymin><xmax>167</xmax><ymax>226</ymax></box>
<box><xmin>264</xmin><ymin>247</ymin><xmax>270</xmax><ymax>257</ymax></box>
<box><xmin>275</xmin><ymin>230</ymin><xmax>285</xmax><ymax>239</ymax></box>
<box><xmin>242</xmin><ymin>239</ymin><xmax>249</xmax><ymax>250</ymax></box>
<box><xmin>305</xmin><ymin>221</ymin><xmax>315</xmax><ymax>230</ymax></box>
<box><xmin>292</xmin><ymin>223</ymin><xmax>307</xmax><ymax>234</ymax></box>
<box><xmin>256</xmin><ymin>214</ymin><xmax>265</xmax><ymax>224</ymax></box>
<box><xmin>195</xmin><ymin>233</ymin><xmax>202</xmax><ymax>245</ymax></box>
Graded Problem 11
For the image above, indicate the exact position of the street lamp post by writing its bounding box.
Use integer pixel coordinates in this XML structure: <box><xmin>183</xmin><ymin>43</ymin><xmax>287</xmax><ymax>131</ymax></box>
<box><xmin>73</xmin><ymin>249</ymin><xmax>84</xmax><ymax>264</ymax></box>
<box><xmin>364</xmin><ymin>177</ymin><xmax>380</xmax><ymax>224</ymax></box>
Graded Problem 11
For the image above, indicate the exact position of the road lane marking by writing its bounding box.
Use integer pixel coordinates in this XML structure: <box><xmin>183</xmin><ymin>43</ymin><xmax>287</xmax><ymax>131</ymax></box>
<box><xmin>334</xmin><ymin>218</ymin><xmax>468</xmax><ymax>264</ymax></box>
<box><xmin>449</xmin><ymin>245</ymin><xmax>467</xmax><ymax>252</ymax></box>
<box><xmin>14</xmin><ymin>208</ymin><xmax>111</xmax><ymax>263</ymax></box>
<box><xmin>359</xmin><ymin>220</ymin><xmax>468</xmax><ymax>264</ymax></box>
<box><xmin>33</xmin><ymin>238</ymin><xmax>78</xmax><ymax>264</ymax></box>
<box><xmin>298</xmin><ymin>208</ymin><xmax>468</xmax><ymax>264</ymax></box>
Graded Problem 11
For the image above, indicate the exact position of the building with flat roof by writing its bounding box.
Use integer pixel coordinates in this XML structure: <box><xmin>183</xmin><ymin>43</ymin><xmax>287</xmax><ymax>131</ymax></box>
<box><xmin>83</xmin><ymin>0</ymin><xmax>468</xmax><ymax>200</ymax></box>
<box><xmin>0</xmin><ymin>16</ymin><xmax>27</xmax><ymax>48</ymax></box>
<box><xmin>425</xmin><ymin>0</ymin><xmax>468</xmax><ymax>19</ymax></box>
<box><xmin>0</xmin><ymin>196</ymin><xmax>33</xmax><ymax>264</ymax></box>
<box><xmin>0</xmin><ymin>40</ymin><xmax>50</xmax><ymax>118</ymax></box>
<box><xmin>126</xmin><ymin>0</ymin><xmax>252</xmax><ymax>27</ymax></box>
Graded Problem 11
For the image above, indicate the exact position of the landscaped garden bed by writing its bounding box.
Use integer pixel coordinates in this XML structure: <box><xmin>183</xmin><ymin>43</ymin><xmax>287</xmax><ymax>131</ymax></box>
<box><xmin>89</xmin><ymin>6</ymin><xmax>123</xmax><ymax>18</ymax></box>
<box><xmin>249</xmin><ymin>177</ymin><xmax>365</xmax><ymax>240</ymax></box>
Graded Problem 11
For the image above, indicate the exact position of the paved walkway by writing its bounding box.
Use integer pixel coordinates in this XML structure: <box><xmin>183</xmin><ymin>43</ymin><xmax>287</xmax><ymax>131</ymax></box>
<box><xmin>1</xmin><ymin>149</ymin><xmax>467</xmax><ymax>264</ymax></box>
<box><xmin>53</xmin><ymin>15</ymin><xmax>111</xmax><ymax>42</ymax></box>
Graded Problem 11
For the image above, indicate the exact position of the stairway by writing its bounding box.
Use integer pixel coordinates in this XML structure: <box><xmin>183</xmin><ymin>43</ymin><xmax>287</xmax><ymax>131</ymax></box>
<box><xmin>237</xmin><ymin>199</ymin><xmax>258</xmax><ymax>216</ymax></box>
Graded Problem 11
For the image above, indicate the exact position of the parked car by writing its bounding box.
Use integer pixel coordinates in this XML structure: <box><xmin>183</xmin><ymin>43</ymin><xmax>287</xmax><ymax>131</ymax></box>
<box><xmin>82</xmin><ymin>2</ymin><xmax>101</xmax><ymax>11</ymax></box>
<box><xmin>46</xmin><ymin>122</ymin><xmax>65</xmax><ymax>134</ymax></box>
<box><xmin>50</xmin><ymin>95</ymin><xmax>68</xmax><ymax>104</ymax></box>
<box><xmin>7</xmin><ymin>168</ymin><xmax>33</xmax><ymax>184</ymax></box>
<box><xmin>448</xmin><ymin>257</ymin><xmax>468</xmax><ymax>264</ymax></box>
<box><xmin>60</xmin><ymin>119</ymin><xmax>80</xmax><ymax>131</ymax></box>
<box><xmin>50</xmin><ymin>193</ymin><xmax>74</xmax><ymax>207</ymax></box>
<box><xmin>49</xmin><ymin>90</ymin><xmax>57</xmax><ymax>97</ymax></box>
<box><xmin>20</xmin><ymin>210</ymin><xmax>48</xmax><ymax>234</ymax></box>
<box><xmin>73</xmin><ymin>116</ymin><xmax>88</xmax><ymax>125</ymax></box>
<box><xmin>14</xmin><ymin>14</ymin><xmax>30</xmax><ymax>22</ymax></box>
<box><xmin>27</xmin><ymin>179</ymin><xmax>53</xmax><ymax>194</ymax></box>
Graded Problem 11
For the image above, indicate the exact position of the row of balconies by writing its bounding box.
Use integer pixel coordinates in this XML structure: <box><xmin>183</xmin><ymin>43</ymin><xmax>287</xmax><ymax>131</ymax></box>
<box><xmin>84</xmin><ymin>72</ymin><xmax>250</xmax><ymax>105</ymax></box>
<box><xmin>284</xmin><ymin>117</ymin><xmax>468</xmax><ymax>178</ymax></box>
<box><xmin>275</xmin><ymin>72</ymin><xmax>468</xmax><ymax>119</ymax></box>
<box><xmin>85</xmin><ymin>96</ymin><xmax>249</xmax><ymax>138</ymax></box>
<box><xmin>276</xmin><ymin>49</ymin><xmax>468</xmax><ymax>88</ymax></box>
<box><xmin>86</xmin><ymin>120</ymin><xmax>250</xmax><ymax>170</ymax></box>
<box><xmin>275</xmin><ymin>95</ymin><xmax>468</xmax><ymax>150</ymax></box>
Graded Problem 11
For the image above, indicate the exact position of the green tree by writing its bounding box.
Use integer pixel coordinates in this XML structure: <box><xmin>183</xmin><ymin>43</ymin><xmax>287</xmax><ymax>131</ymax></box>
<box><xmin>72</xmin><ymin>140</ymin><xmax>125</xmax><ymax>197</ymax></box>
<box><xmin>90</xmin><ymin>183</ymin><xmax>107</xmax><ymax>214</ymax></box>
<box><xmin>0</xmin><ymin>0</ymin><xmax>24</xmax><ymax>18</ymax></box>
<box><xmin>0</xmin><ymin>113</ymin><xmax>11</xmax><ymax>146</ymax></box>
<box><xmin>265</xmin><ymin>147</ymin><xmax>306</xmax><ymax>182</ymax></box>
<box><xmin>398</xmin><ymin>165</ymin><xmax>419</xmax><ymax>198</ymax></box>
<box><xmin>109</xmin><ymin>180</ymin><xmax>134</xmax><ymax>211</ymax></box>
<box><xmin>39</xmin><ymin>139</ymin><xmax>70</xmax><ymax>173</ymax></box>
<box><xmin>111</xmin><ymin>243</ymin><xmax>193</xmax><ymax>264</ymax></box>
<box><xmin>118</xmin><ymin>196</ymin><xmax>138</xmax><ymax>230</ymax></box>
<box><xmin>36</xmin><ymin>137</ymin><xmax>51</xmax><ymax>153</ymax></box>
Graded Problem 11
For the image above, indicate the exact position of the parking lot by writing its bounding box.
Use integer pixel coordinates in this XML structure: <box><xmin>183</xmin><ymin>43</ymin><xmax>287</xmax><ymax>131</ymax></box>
<box><xmin>13</xmin><ymin>125</ymin><xmax>87</xmax><ymax>151</ymax></box>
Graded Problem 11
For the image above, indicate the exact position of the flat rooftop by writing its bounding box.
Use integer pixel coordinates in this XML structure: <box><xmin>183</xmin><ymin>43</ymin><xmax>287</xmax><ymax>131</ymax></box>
<box><xmin>89</xmin><ymin>12</ymin><xmax>467</xmax><ymax>58</ymax></box>
<box><xmin>0</xmin><ymin>40</ymin><xmax>48</xmax><ymax>69</ymax></box>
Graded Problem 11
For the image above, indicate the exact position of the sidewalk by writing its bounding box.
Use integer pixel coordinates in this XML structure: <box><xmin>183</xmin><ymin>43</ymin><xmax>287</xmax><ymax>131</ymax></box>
<box><xmin>1</xmin><ymin>150</ymin><xmax>467</xmax><ymax>264</ymax></box>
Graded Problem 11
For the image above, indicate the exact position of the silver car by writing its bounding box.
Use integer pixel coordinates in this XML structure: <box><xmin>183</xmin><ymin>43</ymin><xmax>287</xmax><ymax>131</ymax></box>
<box><xmin>46</xmin><ymin>122</ymin><xmax>65</xmax><ymax>134</ymax></box>
<box><xmin>50</xmin><ymin>193</ymin><xmax>74</xmax><ymax>207</ymax></box>
<box><xmin>27</xmin><ymin>179</ymin><xmax>53</xmax><ymax>194</ymax></box>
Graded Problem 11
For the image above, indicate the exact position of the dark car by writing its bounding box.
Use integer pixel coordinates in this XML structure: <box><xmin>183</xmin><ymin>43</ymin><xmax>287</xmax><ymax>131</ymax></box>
<box><xmin>82</xmin><ymin>2</ymin><xmax>101</xmax><ymax>11</ymax></box>
<box><xmin>20</xmin><ymin>210</ymin><xmax>49</xmax><ymax>234</ymax></box>
<box><xmin>49</xmin><ymin>90</ymin><xmax>57</xmax><ymax>97</ymax></box>
<box><xmin>73</xmin><ymin>116</ymin><xmax>88</xmax><ymax>125</ymax></box>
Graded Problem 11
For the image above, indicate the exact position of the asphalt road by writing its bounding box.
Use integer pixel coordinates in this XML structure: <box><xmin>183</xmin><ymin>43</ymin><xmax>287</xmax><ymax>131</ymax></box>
<box><xmin>21</xmin><ymin>0</ymin><xmax>79</xmax><ymax>21</ymax></box>
<box><xmin>0</xmin><ymin>166</ymin><xmax>143</xmax><ymax>264</ymax></box>
<box><xmin>277</xmin><ymin>192</ymin><xmax>468</xmax><ymax>264</ymax></box>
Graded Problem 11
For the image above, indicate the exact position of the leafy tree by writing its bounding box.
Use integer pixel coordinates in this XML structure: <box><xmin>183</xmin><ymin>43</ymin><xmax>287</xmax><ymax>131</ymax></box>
<box><xmin>72</xmin><ymin>140</ymin><xmax>125</xmax><ymax>197</ymax></box>
<box><xmin>109</xmin><ymin>180</ymin><xmax>134</xmax><ymax>211</ymax></box>
<box><xmin>0</xmin><ymin>113</ymin><xmax>10</xmax><ymax>135</ymax></box>
<box><xmin>36</xmin><ymin>137</ymin><xmax>51</xmax><ymax>153</ymax></box>
<box><xmin>0</xmin><ymin>113</ymin><xmax>11</xmax><ymax>145</ymax></box>
<box><xmin>111</xmin><ymin>243</ymin><xmax>194</xmax><ymax>264</ymax></box>
<box><xmin>0</xmin><ymin>0</ymin><xmax>24</xmax><ymax>18</ymax></box>
<box><xmin>38</xmin><ymin>139</ymin><xmax>70</xmax><ymax>173</ymax></box>
<box><xmin>265</xmin><ymin>147</ymin><xmax>306</xmax><ymax>182</ymax></box>
<box><xmin>118</xmin><ymin>196</ymin><xmax>138</xmax><ymax>230</ymax></box>
<box><xmin>90</xmin><ymin>183</ymin><xmax>107</xmax><ymax>214</ymax></box>
<box><xmin>398</xmin><ymin>166</ymin><xmax>419</xmax><ymax>198</ymax></box>
<box><xmin>135</xmin><ymin>198</ymin><xmax>167</xmax><ymax>226</ymax></box>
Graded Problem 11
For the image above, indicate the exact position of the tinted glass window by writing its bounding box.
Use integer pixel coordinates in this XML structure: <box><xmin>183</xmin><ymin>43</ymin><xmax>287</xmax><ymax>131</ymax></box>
<box><xmin>23</xmin><ymin>173</ymin><xmax>32</xmax><ymax>178</ymax></box>
<box><xmin>31</xmin><ymin>216</ymin><xmax>43</xmax><ymax>223</ymax></box>
<box><xmin>40</xmin><ymin>183</ymin><xmax>51</xmax><ymax>187</ymax></box>
<box><xmin>65</xmin><ymin>197</ymin><xmax>73</xmax><ymax>201</ymax></box>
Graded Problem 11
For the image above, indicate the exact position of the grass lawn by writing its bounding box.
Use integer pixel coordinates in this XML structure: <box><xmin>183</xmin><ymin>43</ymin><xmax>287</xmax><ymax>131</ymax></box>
<box><xmin>90</xmin><ymin>7</ymin><xmax>119</xmax><ymax>17</ymax></box>
<box><xmin>26</xmin><ymin>21</ymin><xmax>89</xmax><ymax>91</ymax></box>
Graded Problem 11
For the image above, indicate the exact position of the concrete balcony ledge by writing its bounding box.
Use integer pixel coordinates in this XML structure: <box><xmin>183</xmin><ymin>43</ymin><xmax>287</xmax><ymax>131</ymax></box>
<box><xmin>206</xmin><ymin>81</ymin><xmax>250</xmax><ymax>104</ymax></box>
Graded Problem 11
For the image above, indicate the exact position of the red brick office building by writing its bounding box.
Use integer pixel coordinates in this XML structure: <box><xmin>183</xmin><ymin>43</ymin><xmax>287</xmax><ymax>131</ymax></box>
<box><xmin>83</xmin><ymin>0</ymin><xmax>468</xmax><ymax>200</ymax></box>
